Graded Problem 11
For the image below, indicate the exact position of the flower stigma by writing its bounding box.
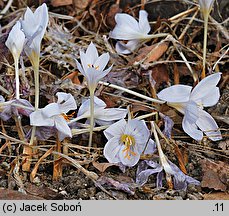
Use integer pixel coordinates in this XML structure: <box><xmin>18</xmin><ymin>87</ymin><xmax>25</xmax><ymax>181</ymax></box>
<box><xmin>121</xmin><ymin>134</ymin><xmax>137</xmax><ymax>159</ymax></box>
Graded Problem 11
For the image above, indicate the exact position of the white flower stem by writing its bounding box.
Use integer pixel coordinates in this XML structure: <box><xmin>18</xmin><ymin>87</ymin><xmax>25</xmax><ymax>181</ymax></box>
<box><xmin>148</xmin><ymin>33</ymin><xmax>169</xmax><ymax>39</ymax></box>
<box><xmin>99</xmin><ymin>81</ymin><xmax>165</xmax><ymax>104</ymax></box>
<box><xmin>88</xmin><ymin>91</ymin><xmax>95</xmax><ymax>147</ymax></box>
<box><xmin>201</xmin><ymin>14</ymin><xmax>209</xmax><ymax>79</ymax></box>
<box><xmin>14</xmin><ymin>58</ymin><xmax>20</xmax><ymax>100</ymax></box>
<box><xmin>34</xmin><ymin>65</ymin><xmax>40</xmax><ymax>110</ymax></box>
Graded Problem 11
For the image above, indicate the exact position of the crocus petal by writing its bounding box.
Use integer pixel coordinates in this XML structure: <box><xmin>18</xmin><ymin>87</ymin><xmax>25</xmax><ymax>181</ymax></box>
<box><xmin>56</xmin><ymin>92</ymin><xmax>77</xmax><ymax>113</ymax></box>
<box><xmin>94</xmin><ymin>53</ymin><xmax>110</xmax><ymax>72</ymax></box>
<box><xmin>125</xmin><ymin>119</ymin><xmax>150</xmax><ymax>154</ymax></box>
<box><xmin>139</xmin><ymin>10</ymin><xmax>151</xmax><ymax>34</ymax></box>
<box><xmin>0</xmin><ymin>95</ymin><xmax>5</xmax><ymax>102</ymax></box>
<box><xmin>54</xmin><ymin>116</ymin><xmax>72</xmax><ymax>138</ymax></box>
<box><xmin>94</xmin><ymin>108</ymin><xmax>128</xmax><ymax>122</ymax></box>
<box><xmin>30</xmin><ymin>110</ymin><xmax>54</xmax><ymax>126</ymax></box>
<box><xmin>196</xmin><ymin>109</ymin><xmax>222</xmax><ymax>141</ymax></box>
<box><xmin>75</xmin><ymin>59</ymin><xmax>86</xmax><ymax>76</ymax></box>
<box><xmin>104</xmin><ymin>118</ymin><xmax>126</xmax><ymax>140</ymax></box>
<box><xmin>201</xmin><ymin>87</ymin><xmax>220</xmax><ymax>107</ymax></box>
<box><xmin>157</xmin><ymin>85</ymin><xmax>192</xmax><ymax>103</ymax></box>
<box><xmin>77</xmin><ymin>96</ymin><xmax>106</xmax><ymax>117</ymax></box>
<box><xmin>5</xmin><ymin>21</ymin><xmax>25</xmax><ymax>60</ymax></box>
<box><xmin>41</xmin><ymin>103</ymin><xmax>61</xmax><ymax>118</ymax></box>
<box><xmin>119</xmin><ymin>144</ymin><xmax>140</xmax><ymax>167</ymax></box>
<box><xmin>190</xmin><ymin>73</ymin><xmax>221</xmax><ymax>104</ymax></box>
<box><xmin>182</xmin><ymin>113</ymin><xmax>203</xmax><ymax>141</ymax></box>
<box><xmin>86</xmin><ymin>42</ymin><xmax>99</xmax><ymax>64</ymax></box>
<box><xmin>103</xmin><ymin>136</ymin><xmax>122</xmax><ymax>163</ymax></box>
<box><xmin>115</xmin><ymin>40</ymin><xmax>139</xmax><ymax>54</ymax></box>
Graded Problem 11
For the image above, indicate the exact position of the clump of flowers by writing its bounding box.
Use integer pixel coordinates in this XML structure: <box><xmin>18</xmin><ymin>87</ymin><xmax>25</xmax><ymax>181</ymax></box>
<box><xmin>157</xmin><ymin>73</ymin><xmax>222</xmax><ymax>141</ymax></box>
<box><xmin>76</xmin><ymin>42</ymin><xmax>112</xmax><ymax>147</ymax></box>
<box><xmin>103</xmin><ymin>118</ymin><xmax>156</xmax><ymax>167</ymax></box>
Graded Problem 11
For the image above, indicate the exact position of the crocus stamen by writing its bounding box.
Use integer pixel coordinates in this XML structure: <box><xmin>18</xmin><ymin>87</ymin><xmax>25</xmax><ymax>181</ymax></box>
<box><xmin>121</xmin><ymin>134</ymin><xmax>137</xmax><ymax>159</ymax></box>
<box><xmin>61</xmin><ymin>111</ymin><xmax>75</xmax><ymax>122</ymax></box>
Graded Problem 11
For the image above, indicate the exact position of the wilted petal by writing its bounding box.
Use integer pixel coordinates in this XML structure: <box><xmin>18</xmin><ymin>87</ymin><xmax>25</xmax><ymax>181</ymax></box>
<box><xmin>136</xmin><ymin>161</ymin><xmax>163</xmax><ymax>186</ymax></box>
<box><xmin>103</xmin><ymin>136</ymin><xmax>121</xmax><ymax>163</ymax></box>
<box><xmin>190</xmin><ymin>73</ymin><xmax>221</xmax><ymax>104</ymax></box>
<box><xmin>54</xmin><ymin>116</ymin><xmax>72</xmax><ymax>139</ymax></box>
<box><xmin>5</xmin><ymin>21</ymin><xmax>25</xmax><ymax>60</ymax></box>
<box><xmin>196</xmin><ymin>109</ymin><xmax>222</xmax><ymax>141</ymax></box>
<box><xmin>115</xmin><ymin>40</ymin><xmax>139</xmax><ymax>54</ymax></box>
<box><xmin>30</xmin><ymin>109</ymin><xmax>54</xmax><ymax>127</ymax></box>
<box><xmin>157</xmin><ymin>85</ymin><xmax>192</xmax><ymax>103</ymax></box>
<box><xmin>56</xmin><ymin>92</ymin><xmax>77</xmax><ymax>113</ymax></box>
<box><xmin>139</xmin><ymin>10</ymin><xmax>151</xmax><ymax>34</ymax></box>
<box><xmin>104</xmin><ymin>118</ymin><xmax>126</xmax><ymax>140</ymax></box>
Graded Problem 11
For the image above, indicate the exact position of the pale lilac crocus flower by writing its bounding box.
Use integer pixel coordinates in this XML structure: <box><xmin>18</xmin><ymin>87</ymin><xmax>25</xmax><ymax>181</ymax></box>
<box><xmin>30</xmin><ymin>92</ymin><xmax>77</xmax><ymax>139</ymax></box>
<box><xmin>76</xmin><ymin>42</ymin><xmax>112</xmax><ymax>147</ymax></box>
<box><xmin>110</xmin><ymin>10</ymin><xmax>167</xmax><ymax>54</ymax></box>
<box><xmin>103</xmin><ymin>119</ymin><xmax>156</xmax><ymax>167</ymax></box>
<box><xmin>157</xmin><ymin>73</ymin><xmax>222</xmax><ymax>141</ymax></box>
<box><xmin>5</xmin><ymin>21</ymin><xmax>25</xmax><ymax>99</ymax></box>
<box><xmin>73</xmin><ymin>96</ymin><xmax>127</xmax><ymax>126</ymax></box>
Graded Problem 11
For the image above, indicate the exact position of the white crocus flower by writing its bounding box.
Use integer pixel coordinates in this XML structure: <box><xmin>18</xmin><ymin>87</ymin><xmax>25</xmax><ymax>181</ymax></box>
<box><xmin>5</xmin><ymin>21</ymin><xmax>25</xmax><ymax>99</ymax></box>
<box><xmin>5</xmin><ymin>21</ymin><xmax>25</xmax><ymax>61</ymax></box>
<box><xmin>74</xmin><ymin>96</ymin><xmax>127</xmax><ymax>125</ymax></box>
<box><xmin>30</xmin><ymin>92</ymin><xmax>77</xmax><ymax>139</ymax></box>
<box><xmin>110</xmin><ymin>10</ymin><xmax>150</xmax><ymax>54</ymax></box>
<box><xmin>76</xmin><ymin>42</ymin><xmax>112</xmax><ymax>147</ymax></box>
<box><xmin>157</xmin><ymin>73</ymin><xmax>222</xmax><ymax>141</ymax></box>
<box><xmin>110</xmin><ymin>10</ymin><xmax>167</xmax><ymax>54</ymax></box>
<box><xmin>103</xmin><ymin>119</ymin><xmax>156</xmax><ymax>167</ymax></box>
<box><xmin>20</xmin><ymin>3</ymin><xmax>49</xmax><ymax>67</ymax></box>
<box><xmin>76</xmin><ymin>42</ymin><xmax>112</xmax><ymax>93</ymax></box>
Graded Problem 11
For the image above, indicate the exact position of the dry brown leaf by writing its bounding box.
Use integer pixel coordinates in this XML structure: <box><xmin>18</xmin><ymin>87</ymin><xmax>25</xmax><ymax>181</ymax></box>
<box><xmin>62</xmin><ymin>71</ymin><xmax>81</xmax><ymax>85</ymax></box>
<box><xmin>92</xmin><ymin>161</ymin><xmax>118</xmax><ymax>173</ymax></box>
<box><xmin>144</xmin><ymin>41</ymin><xmax>169</xmax><ymax>64</ymax></box>
<box><xmin>51</xmin><ymin>0</ymin><xmax>72</xmax><ymax>7</ymax></box>
<box><xmin>201</xmin><ymin>159</ymin><xmax>229</xmax><ymax>191</ymax></box>
<box><xmin>129</xmin><ymin>41</ymin><xmax>168</xmax><ymax>65</ymax></box>
<box><xmin>203</xmin><ymin>192</ymin><xmax>229</xmax><ymax>200</ymax></box>
<box><xmin>30</xmin><ymin>147</ymin><xmax>53</xmax><ymax>182</ymax></box>
<box><xmin>150</xmin><ymin>64</ymin><xmax>169</xmax><ymax>88</ymax></box>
